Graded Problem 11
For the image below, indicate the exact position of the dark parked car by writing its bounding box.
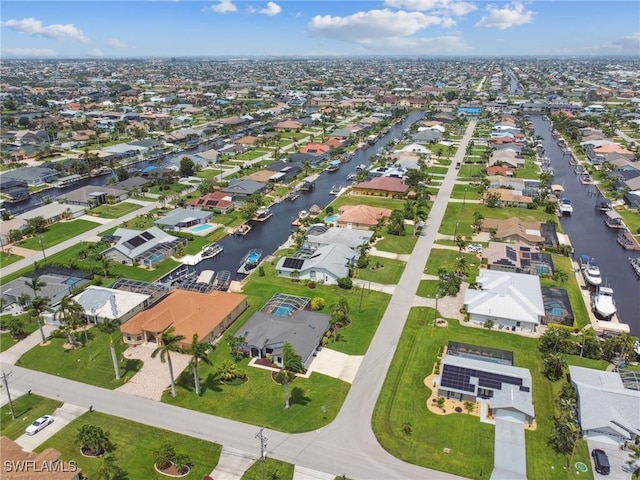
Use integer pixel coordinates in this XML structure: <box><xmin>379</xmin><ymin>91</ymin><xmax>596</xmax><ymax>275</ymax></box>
<box><xmin>592</xmin><ymin>448</ymin><xmax>610</xmax><ymax>475</ymax></box>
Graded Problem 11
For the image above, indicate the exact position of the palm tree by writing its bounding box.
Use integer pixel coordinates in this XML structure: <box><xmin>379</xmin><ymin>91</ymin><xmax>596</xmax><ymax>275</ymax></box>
<box><xmin>543</xmin><ymin>353</ymin><xmax>566</xmax><ymax>381</ymax></box>
<box><xmin>29</xmin><ymin>296</ymin><xmax>52</xmax><ymax>344</ymax></box>
<box><xmin>25</xmin><ymin>275</ymin><xmax>46</xmax><ymax>298</ymax></box>
<box><xmin>454</xmin><ymin>255</ymin><xmax>469</xmax><ymax>278</ymax></box>
<box><xmin>329</xmin><ymin>296</ymin><xmax>350</xmax><ymax>340</ymax></box>
<box><xmin>276</xmin><ymin>342</ymin><xmax>306</xmax><ymax>409</ymax></box>
<box><xmin>189</xmin><ymin>334</ymin><xmax>212</xmax><ymax>396</ymax></box>
<box><xmin>151</xmin><ymin>327</ymin><xmax>185</xmax><ymax>398</ymax></box>
<box><xmin>55</xmin><ymin>296</ymin><xmax>85</xmax><ymax>347</ymax></box>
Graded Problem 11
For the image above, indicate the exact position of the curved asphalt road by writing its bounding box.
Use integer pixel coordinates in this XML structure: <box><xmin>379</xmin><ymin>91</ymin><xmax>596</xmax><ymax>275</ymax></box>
<box><xmin>1</xmin><ymin>119</ymin><xmax>477</xmax><ymax>479</ymax></box>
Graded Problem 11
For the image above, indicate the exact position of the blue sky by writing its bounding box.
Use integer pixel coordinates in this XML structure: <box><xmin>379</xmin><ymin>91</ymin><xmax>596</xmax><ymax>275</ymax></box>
<box><xmin>1</xmin><ymin>1</ymin><xmax>639</xmax><ymax>58</ymax></box>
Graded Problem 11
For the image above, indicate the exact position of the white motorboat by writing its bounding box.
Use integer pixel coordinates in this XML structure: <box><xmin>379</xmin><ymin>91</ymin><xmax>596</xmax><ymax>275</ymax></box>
<box><xmin>298</xmin><ymin>210</ymin><xmax>310</xmax><ymax>220</ymax></box>
<box><xmin>593</xmin><ymin>286</ymin><xmax>616</xmax><ymax>319</ymax></box>
<box><xmin>579</xmin><ymin>255</ymin><xmax>602</xmax><ymax>287</ymax></box>
<box><xmin>329</xmin><ymin>185</ymin><xmax>342</xmax><ymax>195</ymax></box>
<box><xmin>253</xmin><ymin>205</ymin><xmax>272</xmax><ymax>221</ymax></box>
<box><xmin>559</xmin><ymin>198</ymin><xmax>573</xmax><ymax>215</ymax></box>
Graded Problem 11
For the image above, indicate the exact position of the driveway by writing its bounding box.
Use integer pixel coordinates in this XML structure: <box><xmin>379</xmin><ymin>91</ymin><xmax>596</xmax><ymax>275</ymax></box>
<box><xmin>15</xmin><ymin>403</ymin><xmax>88</xmax><ymax>451</ymax></box>
<box><xmin>307</xmin><ymin>348</ymin><xmax>363</xmax><ymax>384</ymax></box>
<box><xmin>116</xmin><ymin>344</ymin><xmax>191</xmax><ymax>401</ymax></box>
<box><xmin>587</xmin><ymin>439</ymin><xmax>637</xmax><ymax>480</ymax></box>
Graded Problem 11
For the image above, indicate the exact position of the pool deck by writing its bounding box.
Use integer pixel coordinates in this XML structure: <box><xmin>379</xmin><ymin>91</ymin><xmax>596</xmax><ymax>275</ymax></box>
<box><xmin>188</xmin><ymin>223</ymin><xmax>224</xmax><ymax>236</ymax></box>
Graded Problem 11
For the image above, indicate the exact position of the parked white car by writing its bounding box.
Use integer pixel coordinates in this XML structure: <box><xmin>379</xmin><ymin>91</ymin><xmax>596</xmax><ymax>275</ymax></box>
<box><xmin>25</xmin><ymin>415</ymin><xmax>54</xmax><ymax>435</ymax></box>
<box><xmin>467</xmin><ymin>243</ymin><xmax>483</xmax><ymax>253</ymax></box>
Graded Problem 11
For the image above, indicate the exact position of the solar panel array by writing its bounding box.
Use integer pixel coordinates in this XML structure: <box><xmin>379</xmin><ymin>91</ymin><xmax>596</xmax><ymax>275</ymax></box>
<box><xmin>283</xmin><ymin>257</ymin><xmax>304</xmax><ymax>270</ymax></box>
<box><xmin>440</xmin><ymin>364</ymin><xmax>523</xmax><ymax>394</ymax></box>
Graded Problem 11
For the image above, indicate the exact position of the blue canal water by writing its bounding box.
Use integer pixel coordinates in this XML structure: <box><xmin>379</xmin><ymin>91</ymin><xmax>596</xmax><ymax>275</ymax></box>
<box><xmin>189</xmin><ymin>111</ymin><xmax>425</xmax><ymax>280</ymax></box>
<box><xmin>531</xmin><ymin>115</ymin><xmax>640</xmax><ymax>335</ymax></box>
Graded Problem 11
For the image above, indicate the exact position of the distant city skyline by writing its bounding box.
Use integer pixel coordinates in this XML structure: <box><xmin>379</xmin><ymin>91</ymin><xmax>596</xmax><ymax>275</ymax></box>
<box><xmin>1</xmin><ymin>1</ymin><xmax>639</xmax><ymax>59</ymax></box>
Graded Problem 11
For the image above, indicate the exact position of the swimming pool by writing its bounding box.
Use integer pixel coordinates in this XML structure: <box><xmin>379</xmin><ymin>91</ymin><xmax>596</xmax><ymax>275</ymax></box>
<box><xmin>325</xmin><ymin>214</ymin><xmax>339</xmax><ymax>223</ymax></box>
<box><xmin>144</xmin><ymin>252</ymin><xmax>165</xmax><ymax>265</ymax></box>
<box><xmin>273</xmin><ymin>304</ymin><xmax>295</xmax><ymax>316</ymax></box>
<box><xmin>191</xmin><ymin>223</ymin><xmax>213</xmax><ymax>233</ymax></box>
<box><xmin>63</xmin><ymin>277</ymin><xmax>82</xmax><ymax>286</ymax></box>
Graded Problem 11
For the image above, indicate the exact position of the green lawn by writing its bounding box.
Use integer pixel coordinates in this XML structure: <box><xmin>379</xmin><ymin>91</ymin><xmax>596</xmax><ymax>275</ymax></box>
<box><xmin>19</xmin><ymin>219</ymin><xmax>100</xmax><ymax>250</ymax></box>
<box><xmin>372</xmin><ymin>309</ymin><xmax>595</xmax><ymax>480</ymax></box>
<box><xmin>375</xmin><ymin>227</ymin><xmax>419</xmax><ymax>255</ymax></box>
<box><xmin>37</xmin><ymin>411</ymin><xmax>222</xmax><ymax>480</ymax></box>
<box><xmin>457</xmin><ymin>165</ymin><xmax>486</xmax><ymax>180</ymax></box>
<box><xmin>0</xmin><ymin>395</ymin><xmax>63</xmax><ymax>440</ymax></box>
<box><xmin>428</xmin><ymin>166</ymin><xmax>449</xmax><ymax>175</ymax></box>
<box><xmin>512</xmin><ymin>158</ymin><xmax>541</xmax><ymax>179</ymax></box>
<box><xmin>0</xmin><ymin>313</ymin><xmax>39</xmax><ymax>353</ymax></box>
<box><xmin>415</xmin><ymin>279</ymin><xmax>441</xmax><ymax>298</ymax></box>
<box><xmin>88</xmin><ymin>201</ymin><xmax>142</xmax><ymax>219</ymax></box>
<box><xmin>424</xmin><ymin>248</ymin><xmax>480</xmax><ymax>284</ymax></box>
<box><xmin>439</xmin><ymin>204</ymin><xmax>558</xmax><ymax>237</ymax></box>
<box><xmin>450</xmin><ymin>184</ymin><xmax>483</xmax><ymax>200</ymax></box>
<box><xmin>359</xmin><ymin>257</ymin><xmax>406</xmax><ymax>285</ymax></box>
<box><xmin>196</xmin><ymin>168</ymin><xmax>225</xmax><ymax>179</ymax></box>
<box><xmin>18</xmin><ymin>329</ymin><xmax>143</xmax><ymax>389</ymax></box>
<box><xmin>148</xmin><ymin>182</ymin><xmax>188</xmax><ymax>196</ymax></box>
<box><xmin>0</xmin><ymin>250</ymin><xmax>23</xmax><ymax>266</ymax></box>
<box><xmin>241</xmin><ymin>458</ymin><xmax>295</xmax><ymax>480</ymax></box>
<box><xmin>162</xmin><ymin>261</ymin><xmax>393</xmax><ymax>432</ymax></box>
<box><xmin>615</xmin><ymin>207</ymin><xmax>640</xmax><ymax>234</ymax></box>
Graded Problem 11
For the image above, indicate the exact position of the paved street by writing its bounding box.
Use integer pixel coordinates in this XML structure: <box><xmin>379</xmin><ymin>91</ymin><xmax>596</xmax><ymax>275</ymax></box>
<box><xmin>0</xmin><ymin>119</ymin><xmax>477</xmax><ymax>479</ymax></box>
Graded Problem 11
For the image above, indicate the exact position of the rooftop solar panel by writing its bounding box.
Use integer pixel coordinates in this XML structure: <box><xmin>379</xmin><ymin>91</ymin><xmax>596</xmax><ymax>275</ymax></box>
<box><xmin>141</xmin><ymin>231</ymin><xmax>155</xmax><ymax>240</ymax></box>
<box><xmin>282</xmin><ymin>257</ymin><xmax>305</xmax><ymax>270</ymax></box>
<box><xmin>124</xmin><ymin>235</ymin><xmax>146</xmax><ymax>249</ymax></box>
<box><xmin>506</xmin><ymin>247</ymin><xmax>517</xmax><ymax>261</ymax></box>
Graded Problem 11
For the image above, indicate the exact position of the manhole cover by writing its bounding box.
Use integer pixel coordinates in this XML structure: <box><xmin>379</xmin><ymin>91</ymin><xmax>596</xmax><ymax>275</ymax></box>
<box><xmin>575</xmin><ymin>462</ymin><xmax>588</xmax><ymax>473</ymax></box>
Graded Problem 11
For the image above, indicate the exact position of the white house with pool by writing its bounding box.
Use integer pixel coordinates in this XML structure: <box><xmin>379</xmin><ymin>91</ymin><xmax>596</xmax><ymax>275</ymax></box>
<box><xmin>153</xmin><ymin>208</ymin><xmax>213</xmax><ymax>233</ymax></box>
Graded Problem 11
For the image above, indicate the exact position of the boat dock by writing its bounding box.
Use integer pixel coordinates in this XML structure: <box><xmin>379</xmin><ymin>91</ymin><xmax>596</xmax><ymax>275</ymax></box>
<box><xmin>230</xmin><ymin>223</ymin><xmax>252</xmax><ymax>236</ymax></box>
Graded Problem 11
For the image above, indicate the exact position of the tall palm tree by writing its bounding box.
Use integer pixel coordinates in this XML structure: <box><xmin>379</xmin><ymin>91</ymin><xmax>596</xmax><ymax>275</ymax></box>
<box><xmin>454</xmin><ymin>255</ymin><xmax>469</xmax><ymax>278</ymax></box>
<box><xmin>25</xmin><ymin>275</ymin><xmax>46</xmax><ymax>298</ymax></box>
<box><xmin>29</xmin><ymin>296</ymin><xmax>52</xmax><ymax>344</ymax></box>
<box><xmin>189</xmin><ymin>334</ymin><xmax>212</xmax><ymax>396</ymax></box>
<box><xmin>151</xmin><ymin>327</ymin><xmax>185</xmax><ymax>398</ymax></box>
<box><xmin>55</xmin><ymin>296</ymin><xmax>85</xmax><ymax>347</ymax></box>
<box><xmin>276</xmin><ymin>342</ymin><xmax>306</xmax><ymax>409</ymax></box>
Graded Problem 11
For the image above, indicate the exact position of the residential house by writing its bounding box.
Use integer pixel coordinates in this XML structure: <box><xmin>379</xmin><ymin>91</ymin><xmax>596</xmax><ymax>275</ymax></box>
<box><xmin>57</xmin><ymin>185</ymin><xmax>129</xmax><ymax>207</ymax></box>
<box><xmin>483</xmin><ymin>188</ymin><xmax>533</xmax><ymax>208</ymax></box>
<box><xmin>3</xmin><ymin>166</ymin><xmax>60</xmax><ymax>186</ymax></box>
<box><xmin>411</xmin><ymin>129</ymin><xmax>443</xmax><ymax>144</ymax></box>
<box><xmin>187</xmin><ymin>192</ymin><xmax>235</xmax><ymax>213</ymax></box>
<box><xmin>569</xmin><ymin>366</ymin><xmax>640</xmax><ymax>446</ymax></box>
<box><xmin>101</xmin><ymin>226</ymin><xmax>186</xmax><ymax>267</ymax></box>
<box><xmin>351</xmin><ymin>177</ymin><xmax>409</xmax><ymax>198</ymax></box>
<box><xmin>482</xmin><ymin>242</ymin><xmax>554</xmax><ymax>276</ymax></box>
<box><xmin>0</xmin><ymin>178</ymin><xmax>29</xmax><ymax>201</ymax></box>
<box><xmin>190</xmin><ymin>148</ymin><xmax>219</xmax><ymax>165</ymax></box>
<box><xmin>435</xmin><ymin>342</ymin><xmax>533</xmax><ymax>480</ymax></box>
<box><xmin>221</xmin><ymin>178</ymin><xmax>267</xmax><ymax>200</ymax></box>
<box><xmin>110</xmin><ymin>176</ymin><xmax>151</xmax><ymax>192</ymax></box>
<box><xmin>337</xmin><ymin>204</ymin><xmax>392</xmax><ymax>230</ymax></box>
<box><xmin>154</xmin><ymin>208</ymin><xmax>212</xmax><ymax>231</ymax></box>
<box><xmin>276</xmin><ymin>243</ymin><xmax>356</xmax><ymax>285</ymax></box>
<box><xmin>121</xmin><ymin>289</ymin><xmax>248</xmax><ymax>348</ymax></box>
<box><xmin>300</xmin><ymin>143</ymin><xmax>330</xmax><ymax>155</ymax></box>
<box><xmin>481</xmin><ymin>218</ymin><xmax>555</xmax><ymax>246</ymax></box>
<box><xmin>1</xmin><ymin>272</ymin><xmax>90</xmax><ymax>310</ymax></box>
<box><xmin>239</xmin><ymin>294</ymin><xmax>330</xmax><ymax>368</ymax></box>
<box><xmin>71</xmin><ymin>286</ymin><xmax>151</xmax><ymax>325</ymax></box>
<box><xmin>305</xmin><ymin>224</ymin><xmax>374</xmax><ymax>250</ymax></box>
<box><xmin>265</xmin><ymin>161</ymin><xmax>303</xmax><ymax>183</ymax></box>
<box><xmin>464</xmin><ymin>270</ymin><xmax>545</xmax><ymax>332</ymax></box>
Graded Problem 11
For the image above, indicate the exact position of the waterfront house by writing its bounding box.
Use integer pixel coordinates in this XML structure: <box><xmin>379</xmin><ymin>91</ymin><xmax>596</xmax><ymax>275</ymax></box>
<box><xmin>187</xmin><ymin>192</ymin><xmax>235</xmax><ymax>213</ymax></box>
<box><xmin>351</xmin><ymin>176</ymin><xmax>409</xmax><ymax>198</ymax></box>
<box><xmin>221</xmin><ymin>178</ymin><xmax>267</xmax><ymax>200</ymax></box>
<box><xmin>337</xmin><ymin>204</ymin><xmax>392</xmax><ymax>230</ymax></box>
<box><xmin>276</xmin><ymin>243</ymin><xmax>356</xmax><ymax>285</ymax></box>
<box><xmin>305</xmin><ymin>224</ymin><xmax>374</xmax><ymax>250</ymax></box>
<box><xmin>57</xmin><ymin>185</ymin><xmax>129</xmax><ymax>207</ymax></box>
<box><xmin>154</xmin><ymin>208</ymin><xmax>213</xmax><ymax>231</ymax></box>
<box><xmin>463</xmin><ymin>270</ymin><xmax>545</xmax><ymax>332</ymax></box>
<box><xmin>480</xmin><ymin>218</ymin><xmax>550</xmax><ymax>246</ymax></box>
<box><xmin>239</xmin><ymin>294</ymin><xmax>330</xmax><ymax>368</ymax></box>
<box><xmin>120</xmin><ymin>289</ymin><xmax>248</xmax><ymax>348</ymax></box>
<box><xmin>4</xmin><ymin>166</ymin><xmax>60</xmax><ymax>186</ymax></box>
<box><xmin>483</xmin><ymin>242</ymin><xmax>554</xmax><ymax>276</ymax></box>
<box><xmin>101</xmin><ymin>226</ymin><xmax>186</xmax><ymax>267</ymax></box>
<box><xmin>72</xmin><ymin>286</ymin><xmax>151</xmax><ymax>325</ymax></box>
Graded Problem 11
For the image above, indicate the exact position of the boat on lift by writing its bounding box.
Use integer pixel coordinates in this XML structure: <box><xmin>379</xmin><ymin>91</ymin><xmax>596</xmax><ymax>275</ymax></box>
<box><xmin>593</xmin><ymin>285</ymin><xmax>616</xmax><ymax>319</ymax></box>
<box><xmin>579</xmin><ymin>255</ymin><xmax>602</xmax><ymax>287</ymax></box>
<box><xmin>631</xmin><ymin>257</ymin><xmax>640</xmax><ymax>278</ymax></box>
<box><xmin>237</xmin><ymin>249</ymin><xmax>262</xmax><ymax>275</ymax></box>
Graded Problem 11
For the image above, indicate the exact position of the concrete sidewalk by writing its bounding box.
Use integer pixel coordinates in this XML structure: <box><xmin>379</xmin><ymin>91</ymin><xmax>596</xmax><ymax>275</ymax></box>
<box><xmin>208</xmin><ymin>446</ymin><xmax>257</xmax><ymax>480</ymax></box>
<box><xmin>1</xmin><ymin>323</ymin><xmax>57</xmax><ymax>366</ymax></box>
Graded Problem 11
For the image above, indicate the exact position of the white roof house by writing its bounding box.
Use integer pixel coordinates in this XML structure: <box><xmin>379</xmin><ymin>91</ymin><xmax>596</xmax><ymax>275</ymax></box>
<box><xmin>569</xmin><ymin>365</ymin><xmax>640</xmax><ymax>445</ymax></box>
<box><xmin>276</xmin><ymin>243</ymin><xmax>356</xmax><ymax>285</ymax></box>
<box><xmin>72</xmin><ymin>286</ymin><xmax>150</xmax><ymax>324</ymax></box>
<box><xmin>464</xmin><ymin>270</ymin><xmax>544</xmax><ymax>332</ymax></box>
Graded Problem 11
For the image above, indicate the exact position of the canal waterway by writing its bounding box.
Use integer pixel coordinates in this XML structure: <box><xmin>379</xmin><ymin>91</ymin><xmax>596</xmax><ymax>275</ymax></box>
<box><xmin>531</xmin><ymin>115</ymin><xmax>640</xmax><ymax>335</ymax></box>
<box><xmin>188</xmin><ymin>111</ymin><xmax>424</xmax><ymax>281</ymax></box>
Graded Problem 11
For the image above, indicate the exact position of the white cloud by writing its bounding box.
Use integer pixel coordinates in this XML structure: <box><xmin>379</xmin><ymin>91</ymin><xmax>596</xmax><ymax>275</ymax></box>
<box><xmin>2</xmin><ymin>47</ymin><xmax>57</xmax><ymax>57</ymax></box>
<box><xmin>309</xmin><ymin>9</ymin><xmax>454</xmax><ymax>43</ymax></box>
<box><xmin>475</xmin><ymin>2</ymin><xmax>534</xmax><ymax>30</ymax></box>
<box><xmin>384</xmin><ymin>0</ymin><xmax>477</xmax><ymax>16</ymax></box>
<box><xmin>107</xmin><ymin>38</ymin><xmax>127</xmax><ymax>49</ymax></box>
<box><xmin>204</xmin><ymin>0</ymin><xmax>237</xmax><ymax>14</ymax></box>
<box><xmin>87</xmin><ymin>48</ymin><xmax>104</xmax><ymax>57</ymax></box>
<box><xmin>0</xmin><ymin>17</ymin><xmax>89</xmax><ymax>42</ymax></box>
<box><xmin>612</xmin><ymin>32</ymin><xmax>640</xmax><ymax>51</ymax></box>
<box><xmin>260</xmin><ymin>2</ymin><xmax>281</xmax><ymax>16</ymax></box>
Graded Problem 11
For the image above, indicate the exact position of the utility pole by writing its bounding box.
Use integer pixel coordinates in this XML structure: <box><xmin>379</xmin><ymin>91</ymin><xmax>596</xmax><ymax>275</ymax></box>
<box><xmin>1</xmin><ymin>371</ymin><xmax>16</xmax><ymax>419</ymax></box>
<box><xmin>39</xmin><ymin>235</ymin><xmax>47</xmax><ymax>263</ymax></box>
<box><xmin>255</xmin><ymin>427</ymin><xmax>268</xmax><ymax>480</ymax></box>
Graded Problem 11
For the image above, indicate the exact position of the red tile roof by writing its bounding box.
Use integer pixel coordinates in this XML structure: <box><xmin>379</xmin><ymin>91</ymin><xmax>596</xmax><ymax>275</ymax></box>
<box><xmin>353</xmin><ymin>176</ymin><xmax>409</xmax><ymax>193</ymax></box>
